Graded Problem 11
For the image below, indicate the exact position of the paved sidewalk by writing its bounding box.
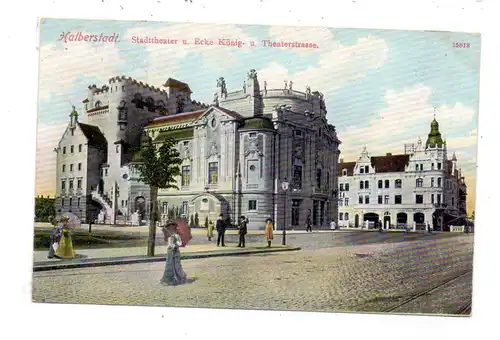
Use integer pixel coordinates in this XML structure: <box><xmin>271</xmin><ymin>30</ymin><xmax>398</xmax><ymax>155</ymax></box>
<box><xmin>33</xmin><ymin>243</ymin><xmax>301</xmax><ymax>272</ymax></box>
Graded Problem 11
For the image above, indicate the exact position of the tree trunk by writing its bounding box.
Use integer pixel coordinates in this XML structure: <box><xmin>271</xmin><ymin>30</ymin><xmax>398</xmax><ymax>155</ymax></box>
<box><xmin>147</xmin><ymin>186</ymin><xmax>158</xmax><ymax>257</ymax></box>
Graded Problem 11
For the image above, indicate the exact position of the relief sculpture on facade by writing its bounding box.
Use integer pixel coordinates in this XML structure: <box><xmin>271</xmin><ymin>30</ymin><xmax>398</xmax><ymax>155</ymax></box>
<box><xmin>293</xmin><ymin>139</ymin><xmax>305</xmax><ymax>162</ymax></box>
<box><xmin>244</xmin><ymin>134</ymin><xmax>263</xmax><ymax>157</ymax></box>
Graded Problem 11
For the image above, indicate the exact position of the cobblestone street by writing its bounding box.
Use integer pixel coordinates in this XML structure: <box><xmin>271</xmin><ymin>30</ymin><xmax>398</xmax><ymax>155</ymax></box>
<box><xmin>32</xmin><ymin>233</ymin><xmax>473</xmax><ymax>315</ymax></box>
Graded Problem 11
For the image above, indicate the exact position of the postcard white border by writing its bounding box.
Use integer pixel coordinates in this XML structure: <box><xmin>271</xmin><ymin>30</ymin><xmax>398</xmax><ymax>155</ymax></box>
<box><xmin>2</xmin><ymin>1</ymin><xmax>498</xmax><ymax>339</ymax></box>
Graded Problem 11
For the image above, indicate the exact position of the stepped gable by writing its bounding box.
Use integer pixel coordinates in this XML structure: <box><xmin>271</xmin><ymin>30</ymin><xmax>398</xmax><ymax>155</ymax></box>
<box><xmin>370</xmin><ymin>154</ymin><xmax>410</xmax><ymax>173</ymax></box>
<box><xmin>338</xmin><ymin>162</ymin><xmax>356</xmax><ymax>176</ymax></box>
<box><xmin>163</xmin><ymin>78</ymin><xmax>192</xmax><ymax>93</ymax></box>
<box><xmin>78</xmin><ymin>122</ymin><xmax>107</xmax><ymax>148</ymax></box>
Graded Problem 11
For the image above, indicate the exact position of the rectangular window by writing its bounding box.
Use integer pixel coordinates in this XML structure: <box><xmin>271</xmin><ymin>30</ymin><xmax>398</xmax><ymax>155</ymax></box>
<box><xmin>339</xmin><ymin>200</ymin><xmax>343</xmax><ymax>207</ymax></box>
<box><xmin>360</xmin><ymin>167</ymin><xmax>364</xmax><ymax>174</ymax></box>
<box><xmin>293</xmin><ymin>165</ymin><xmax>302</xmax><ymax>190</ymax></box>
<box><xmin>452</xmin><ymin>197</ymin><xmax>455</xmax><ymax>206</ymax></box>
<box><xmin>121</xmin><ymin>200</ymin><xmax>124</xmax><ymax>207</ymax></box>
<box><xmin>63</xmin><ymin>146</ymin><xmax>66</xmax><ymax>154</ymax></box>
<box><xmin>431</xmin><ymin>177</ymin><xmax>434</xmax><ymax>187</ymax></box>
<box><xmin>294</xmin><ymin>130</ymin><xmax>302</xmax><ymax>137</ymax></box>
<box><xmin>365</xmin><ymin>196</ymin><xmax>370</xmax><ymax>204</ymax></box>
<box><xmin>420</xmin><ymin>164</ymin><xmax>423</xmax><ymax>171</ymax></box>
<box><xmin>416</xmin><ymin>195</ymin><xmax>424</xmax><ymax>204</ymax></box>
<box><xmin>384</xmin><ymin>195</ymin><xmax>389</xmax><ymax>204</ymax></box>
<box><xmin>78</xmin><ymin>163</ymin><xmax>82</xmax><ymax>171</ymax></box>
<box><xmin>248</xmin><ymin>200</ymin><xmax>257</xmax><ymax>211</ymax></box>
<box><xmin>431</xmin><ymin>194</ymin><xmax>435</xmax><ymax>204</ymax></box>
<box><xmin>385</xmin><ymin>180</ymin><xmax>390</xmax><ymax>188</ymax></box>
<box><xmin>339</xmin><ymin>213</ymin><xmax>343</xmax><ymax>220</ymax></box>
<box><xmin>182</xmin><ymin>201</ymin><xmax>188</xmax><ymax>216</ymax></box>
<box><xmin>77</xmin><ymin>179</ymin><xmax>82</xmax><ymax>189</ymax></box>
<box><xmin>437</xmin><ymin>194</ymin><xmax>441</xmax><ymax>204</ymax></box>
<box><xmin>163</xmin><ymin>202</ymin><xmax>169</xmax><ymax>214</ymax></box>
<box><xmin>61</xmin><ymin>198</ymin><xmax>65</xmax><ymax>207</ymax></box>
<box><xmin>437</xmin><ymin>163</ymin><xmax>442</xmax><ymax>170</ymax></box>
<box><xmin>395</xmin><ymin>179</ymin><xmax>402</xmax><ymax>188</ymax></box>
<box><xmin>365</xmin><ymin>165</ymin><xmax>369</xmax><ymax>173</ymax></box>
<box><xmin>105</xmin><ymin>169</ymin><xmax>108</xmax><ymax>176</ymax></box>
<box><xmin>70</xmin><ymin>164</ymin><xmax>74</xmax><ymax>172</ymax></box>
<box><xmin>395</xmin><ymin>195</ymin><xmax>402</xmax><ymax>204</ymax></box>
<box><xmin>345</xmin><ymin>198</ymin><xmax>349</xmax><ymax>206</ymax></box>
<box><xmin>360</xmin><ymin>181</ymin><xmax>364</xmax><ymax>189</ymax></box>
<box><xmin>71</xmin><ymin>145</ymin><xmax>74</xmax><ymax>153</ymax></box>
<box><xmin>437</xmin><ymin>177</ymin><xmax>442</xmax><ymax>187</ymax></box>
<box><xmin>208</xmin><ymin>162</ymin><xmax>218</xmax><ymax>184</ymax></box>
<box><xmin>316</xmin><ymin>169</ymin><xmax>322</xmax><ymax>188</ymax></box>
<box><xmin>62</xmin><ymin>164</ymin><xmax>66</xmax><ymax>172</ymax></box>
<box><xmin>345</xmin><ymin>183</ymin><xmax>349</xmax><ymax>191</ymax></box>
<box><xmin>431</xmin><ymin>163</ymin><xmax>434</xmax><ymax>170</ymax></box>
<box><xmin>345</xmin><ymin>212</ymin><xmax>349</xmax><ymax>220</ymax></box>
<box><xmin>69</xmin><ymin>180</ymin><xmax>74</xmax><ymax>189</ymax></box>
<box><xmin>415</xmin><ymin>164</ymin><xmax>418</xmax><ymax>171</ymax></box>
<box><xmin>359</xmin><ymin>196</ymin><xmax>363</xmax><ymax>204</ymax></box>
<box><xmin>69</xmin><ymin>198</ymin><xmax>72</xmax><ymax>206</ymax></box>
<box><xmin>378</xmin><ymin>180</ymin><xmax>383</xmax><ymax>189</ymax></box>
<box><xmin>77</xmin><ymin>198</ymin><xmax>80</xmax><ymax>207</ymax></box>
<box><xmin>340</xmin><ymin>184</ymin><xmax>344</xmax><ymax>191</ymax></box>
<box><xmin>61</xmin><ymin>180</ymin><xmax>66</xmax><ymax>190</ymax></box>
<box><xmin>365</xmin><ymin>180</ymin><xmax>369</xmax><ymax>189</ymax></box>
<box><xmin>182</xmin><ymin>165</ymin><xmax>191</xmax><ymax>186</ymax></box>
<box><xmin>378</xmin><ymin>195</ymin><xmax>382</xmax><ymax>204</ymax></box>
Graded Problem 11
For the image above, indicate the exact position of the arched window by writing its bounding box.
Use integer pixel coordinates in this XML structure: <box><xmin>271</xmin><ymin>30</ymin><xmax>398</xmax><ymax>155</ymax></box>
<box><xmin>94</xmin><ymin>100</ymin><xmax>102</xmax><ymax>108</ymax></box>
<box><xmin>364</xmin><ymin>180</ymin><xmax>369</xmax><ymax>189</ymax></box>
<box><xmin>416</xmin><ymin>178</ymin><xmax>423</xmax><ymax>187</ymax></box>
<box><xmin>145</xmin><ymin>97</ymin><xmax>155</xmax><ymax>111</ymax></box>
<box><xmin>395</xmin><ymin>179</ymin><xmax>402</xmax><ymax>188</ymax></box>
<box><xmin>339</xmin><ymin>213</ymin><xmax>344</xmax><ymax>220</ymax></box>
<box><xmin>360</xmin><ymin>181</ymin><xmax>364</xmax><ymax>189</ymax></box>
<box><xmin>378</xmin><ymin>180</ymin><xmax>383</xmax><ymax>189</ymax></box>
<box><xmin>365</xmin><ymin>195</ymin><xmax>370</xmax><ymax>204</ymax></box>
<box><xmin>342</xmin><ymin>169</ymin><xmax>347</xmax><ymax>176</ymax></box>
<box><xmin>431</xmin><ymin>177</ymin><xmax>435</xmax><ymax>187</ymax></box>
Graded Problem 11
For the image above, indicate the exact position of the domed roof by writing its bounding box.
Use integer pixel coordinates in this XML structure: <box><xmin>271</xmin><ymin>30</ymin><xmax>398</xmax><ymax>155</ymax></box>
<box><xmin>425</xmin><ymin>117</ymin><xmax>444</xmax><ymax>149</ymax></box>
<box><xmin>241</xmin><ymin>116</ymin><xmax>275</xmax><ymax>130</ymax></box>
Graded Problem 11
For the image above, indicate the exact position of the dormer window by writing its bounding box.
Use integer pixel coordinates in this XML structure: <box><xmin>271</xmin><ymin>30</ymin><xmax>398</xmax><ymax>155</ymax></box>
<box><xmin>342</xmin><ymin>169</ymin><xmax>347</xmax><ymax>176</ymax></box>
<box><xmin>360</xmin><ymin>167</ymin><xmax>364</xmax><ymax>174</ymax></box>
<box><xmin>364</xmin><ymin>166</ymin><xmax>369</xmax><ymax>173</ymax></box>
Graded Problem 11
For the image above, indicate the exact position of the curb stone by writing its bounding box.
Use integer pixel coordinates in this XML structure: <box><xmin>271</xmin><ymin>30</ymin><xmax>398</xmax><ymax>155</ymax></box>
<box><xmin>33</xmin><ymin>246</ymin><xmax>301</xmax><ymax>272</ymax></box>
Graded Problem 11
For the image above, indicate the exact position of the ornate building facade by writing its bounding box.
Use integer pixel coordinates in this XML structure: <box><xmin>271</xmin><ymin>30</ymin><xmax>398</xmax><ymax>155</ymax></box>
<box><xmin>54</xmin><ymin>71</ymin><xmax>341</xmax><ymax>230</ymax></box>
<box><xmin>337</xmin><ymin>118</ymin><xmax>467</xmax><ymax>231</ymax></box>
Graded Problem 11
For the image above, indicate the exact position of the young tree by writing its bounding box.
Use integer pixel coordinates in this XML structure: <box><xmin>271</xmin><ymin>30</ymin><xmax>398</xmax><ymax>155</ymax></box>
<box><xmin>194</xmin><ymin>212</ymin><xmax>199</xmax><ymax>228</ymax></box>
<box><xmin>137</xmin><ymin>135</ymin><xmax>182</xmax><ymax>256</ymax></box>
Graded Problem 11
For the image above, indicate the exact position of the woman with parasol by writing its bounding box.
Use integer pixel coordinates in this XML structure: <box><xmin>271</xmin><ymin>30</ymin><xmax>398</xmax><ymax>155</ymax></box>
<box><xmin>159</xmin><ymin>220</ymin><xmax>189</xmax><ymax>286</ymax></box>
<box><xmin>55</xmin><ymin>216</ymin><xmax>76</xmax><ymax>259</ymax></box>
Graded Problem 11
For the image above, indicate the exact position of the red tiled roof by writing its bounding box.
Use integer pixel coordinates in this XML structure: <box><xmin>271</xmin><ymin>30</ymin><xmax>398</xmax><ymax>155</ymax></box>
<box><xmin>216</xmin><ymin>106</ymin><xmax>244</xmax><ymax>120</ymax></box>
<box><xmin>370</xmin><ymin>154</ymin><xmax>410</xmax><ymax>173</ymax></box>
<box><xmin>163</xmin><ymin>78</ymin><xmax>192</xmax><ymax>93</ymax></box>
<box><xmin>338</xmin><ymin>154</ymin><xmax>410</xmax><ymax>175</ymax></box>
<box><xmin>338</xmin><ymin>162</ymin><xmax>356</xmax><ymax>176</ymax></box>
<box><xmin>148</xmin><ymin>109</ymin><xmax>205</xmax><ymax>126</ymax></box>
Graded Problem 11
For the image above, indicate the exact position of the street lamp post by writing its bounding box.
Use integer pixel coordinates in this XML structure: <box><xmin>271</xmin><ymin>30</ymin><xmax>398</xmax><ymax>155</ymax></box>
<box><xmin>281</xmin><ymin>178</ymin><xmax>290</xmax><ymax>245</ymax></box>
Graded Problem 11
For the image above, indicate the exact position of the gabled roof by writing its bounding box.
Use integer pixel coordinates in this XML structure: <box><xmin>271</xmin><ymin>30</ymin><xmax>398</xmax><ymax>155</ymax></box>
<box><xmin>338</xmin><ymin>162</ymin><xmax>356</xmax><ymax>176</ymax></box>
<box><xmin>214</xmin><ymin>106</ymin><xmax>244</xmax><ymax>120</ymax></box>
<box><xmin>163</xmin><ymin>78</ymin><xmax>192</xmax><ymax>93</ymax></box>
<box><xmin>148</xmin><ymin>109</ymin><xmax>206</xmax><ymax>127</ymax></box>
<box><xmin>370</xmin><ymin>154</ymin><xmax>410</xmax><ymax>173</ymax></box>
<box><xmin>78</xmin><ymin>123</ymin><xmax>107</xmax><ymax>148</ymax></box>
<box><xmin>338</xmin><ymin>154</ymin><xmax>410</xmax><ymax>176</ymax></box>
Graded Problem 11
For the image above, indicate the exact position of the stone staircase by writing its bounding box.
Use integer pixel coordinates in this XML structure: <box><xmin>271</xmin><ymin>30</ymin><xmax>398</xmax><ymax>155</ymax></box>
<box><xmin>91</xmin><ymin>191</ymin><xmax>114</xmax><ymax>220</ymax></box>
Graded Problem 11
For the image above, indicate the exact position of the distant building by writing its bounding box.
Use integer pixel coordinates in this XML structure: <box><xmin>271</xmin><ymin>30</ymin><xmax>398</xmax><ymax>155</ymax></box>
<box><xmin>337</xmin><ymin>118</ymin><xmax>467</xmax><ymax>231</ymax></box>
<box><xmin>53</xmin><ymin>71</ymin><xmax>341</xmax><ymax>230</ymax></box>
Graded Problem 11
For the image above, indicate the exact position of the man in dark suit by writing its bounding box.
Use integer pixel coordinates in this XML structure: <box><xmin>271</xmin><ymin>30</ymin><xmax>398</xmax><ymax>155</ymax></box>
<box><xmin>306</xmin><ymin>210</ymin><xmax>312</xmax><ymax>232</ymax></box>
<box><xmin>237</xmin><ymin>216</ymin><xmax>248</xmax><ymax>247</ymax></box>
<box><xmin>216</xmin><ymin>213</ymin><xmax>226</xmax><ymax>247</ymax></box>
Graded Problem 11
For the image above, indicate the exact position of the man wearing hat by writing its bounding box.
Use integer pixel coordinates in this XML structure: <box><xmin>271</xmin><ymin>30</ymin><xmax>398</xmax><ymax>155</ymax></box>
<box><xmin>237</xmin><ymin>216</ymin><xmax>248</xmax><ymax>247</ymax></box>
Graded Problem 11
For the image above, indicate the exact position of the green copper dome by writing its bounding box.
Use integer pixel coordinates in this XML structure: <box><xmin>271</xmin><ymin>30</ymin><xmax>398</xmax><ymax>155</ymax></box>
<box><xmin>425</xmin><ymin>118</ymin><xmax>444</xmax><ymax>149</ymax></box>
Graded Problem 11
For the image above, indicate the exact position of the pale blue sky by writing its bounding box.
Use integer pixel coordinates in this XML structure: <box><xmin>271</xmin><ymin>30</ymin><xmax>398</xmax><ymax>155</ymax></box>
<box><xmin>36</xmin><ymin>18</ymin><xmax>480</xmax><ymax>213</ymax></box>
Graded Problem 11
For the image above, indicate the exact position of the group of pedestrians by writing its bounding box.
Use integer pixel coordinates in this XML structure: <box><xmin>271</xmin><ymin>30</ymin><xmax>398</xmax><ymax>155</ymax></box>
<box><xmin>47</xmin><ymin>216</ymin><xmax>76</xmax><ymax>259</ymax></box>
<box><xmin>205</xmin><ymin>214</ymin><xmax>274</xmax><ymax>248</ymax></box>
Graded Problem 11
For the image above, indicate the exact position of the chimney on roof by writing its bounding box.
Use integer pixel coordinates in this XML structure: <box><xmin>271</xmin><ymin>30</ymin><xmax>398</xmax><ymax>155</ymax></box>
<box><xmin>386</xmin><ymin>153</ymin><xmax>392</xmax><ymax>156</ymax></box>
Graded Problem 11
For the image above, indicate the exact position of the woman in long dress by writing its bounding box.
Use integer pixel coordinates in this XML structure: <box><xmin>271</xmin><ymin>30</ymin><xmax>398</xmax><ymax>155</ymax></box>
<box><xmin>160</xmin><ymin>222</ymin><xmax>187</xmax><ymax>286</ymax></box>
<box><xmin>207</xmin><ymin>220</ymin><xmax>214</xmax><ymax>241</ymax></box>
<box><xmin>48</xmin><ymin>222</ymin><xmax>63</xmax><ymax>259</ymax></box>
<box><xmin>265</xmin><ymin>218</ymin><xmax>274</xmax><ymax>248</ymax></box>
<box><xmin>55</xmin><ymin>217</ymin><xmax>76</xmax><ymax>259</ymax></box>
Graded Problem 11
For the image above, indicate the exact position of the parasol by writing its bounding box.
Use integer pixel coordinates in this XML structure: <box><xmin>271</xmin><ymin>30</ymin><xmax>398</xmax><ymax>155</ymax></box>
<box><xmin>61</xmin><ymin>212</ymin><xmax>81</xmax><ymax>229</ymax></box>
<box><xmin>173</xmin><ymin>218</ymin><xmax>192</xmax><ymax>247</ymax></box>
